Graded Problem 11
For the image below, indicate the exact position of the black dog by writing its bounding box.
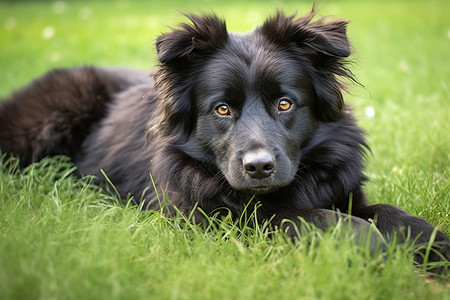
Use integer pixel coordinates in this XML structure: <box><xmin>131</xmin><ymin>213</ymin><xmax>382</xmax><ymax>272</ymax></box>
<box><xmin>0</xmin><ymin>11</ymin><xmax>449</xmax><ymax>273</ymax></box>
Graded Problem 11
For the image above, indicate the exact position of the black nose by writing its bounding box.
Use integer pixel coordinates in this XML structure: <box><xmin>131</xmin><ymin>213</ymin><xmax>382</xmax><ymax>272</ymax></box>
<box><xmin>243</xmin><ymin>151</ymin><xmax>275</xmax><ymax>179</ymax></box>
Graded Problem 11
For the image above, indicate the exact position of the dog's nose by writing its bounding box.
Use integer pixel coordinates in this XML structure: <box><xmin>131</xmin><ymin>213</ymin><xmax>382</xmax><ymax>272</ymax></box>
<box><xmin>243</xmin><ymin>150</ymin><xmax>275</xmax><ymax>179</ymax></box>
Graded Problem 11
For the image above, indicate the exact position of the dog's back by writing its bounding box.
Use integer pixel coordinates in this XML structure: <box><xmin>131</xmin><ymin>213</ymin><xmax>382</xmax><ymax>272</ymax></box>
<box><xmin>0</xmin><ymin>67</ymin><xmax>150</xmax><ymax>167</ymax></box>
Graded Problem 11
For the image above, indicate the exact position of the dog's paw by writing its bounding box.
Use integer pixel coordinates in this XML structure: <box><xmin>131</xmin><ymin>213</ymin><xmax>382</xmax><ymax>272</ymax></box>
<box><xmin>414</xmin><ymin>231</ymin><xmax>450</xmax><ymax>275</ymax></box>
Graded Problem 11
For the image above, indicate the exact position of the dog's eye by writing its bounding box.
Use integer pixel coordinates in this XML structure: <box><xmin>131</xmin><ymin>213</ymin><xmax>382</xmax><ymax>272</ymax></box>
<box><xmin>216</xmin><ymin>105</ymin><xmax>230</xmax><ymax>116</ymax></box>
<box><xmin>278</xmin><ymin>99</ymin><xmax>292</xmax><ymax>111</ymax></box>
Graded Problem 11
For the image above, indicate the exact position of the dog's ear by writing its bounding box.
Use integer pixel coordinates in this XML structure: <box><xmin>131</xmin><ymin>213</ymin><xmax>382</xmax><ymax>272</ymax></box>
<box><xmin>156</xmin><ymin>13</ymin><xmax>228</xmax><ymax>66</ymax></box>
<box><xmin>261</xmin><ymin>10</ymin><xmax>356</xmax><ymax>121</ymax></box>
<box><xmin>153</xmin><ymin>14</ymin><xmax>228</xmax><ymax>141</ymax></box>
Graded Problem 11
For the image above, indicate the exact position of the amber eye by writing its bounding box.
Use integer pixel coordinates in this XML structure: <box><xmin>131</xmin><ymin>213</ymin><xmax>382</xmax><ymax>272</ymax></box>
<box><xmin>216</xmin><ymin>105</ymin><xmax>230</xmax><ymax>116</ymax></box>
<box><xmin>278</xmin><ymin>99</ymin><xmax>292</xmax><ymax>111</ymax></box>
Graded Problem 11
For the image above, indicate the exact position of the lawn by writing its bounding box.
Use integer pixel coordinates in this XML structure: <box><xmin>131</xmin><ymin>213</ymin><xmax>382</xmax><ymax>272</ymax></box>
<box><xmin>0</xmin><ymin>0</ymin><xmax>449</xmax><ymax>299</ymax></box>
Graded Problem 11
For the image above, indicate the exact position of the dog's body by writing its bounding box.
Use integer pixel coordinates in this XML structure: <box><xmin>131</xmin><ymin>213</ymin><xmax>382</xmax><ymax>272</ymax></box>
<box><xmin>0</xmin><ymin>11</ymin><xmax>449</xmax><ymax>273</ymax></box>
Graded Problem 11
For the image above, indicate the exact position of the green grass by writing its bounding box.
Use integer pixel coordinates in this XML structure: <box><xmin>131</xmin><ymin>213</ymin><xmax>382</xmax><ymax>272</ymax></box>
<box><xmin>1</xmin><ymin>0</ymin><xmax>450</xmax><ymax>299</ymax></box>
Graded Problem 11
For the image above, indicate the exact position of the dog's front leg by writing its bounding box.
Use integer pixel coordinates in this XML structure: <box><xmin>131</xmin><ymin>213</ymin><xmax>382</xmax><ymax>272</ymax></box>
<box><xmin>352</xmin><ymin>203</ymin><xmax>450</xmax><ymax>274</ymax></box>
<box><xmin>272</xmin><ymin>208</ymin><xmax>386</xmax><ymax>253</ymax></box>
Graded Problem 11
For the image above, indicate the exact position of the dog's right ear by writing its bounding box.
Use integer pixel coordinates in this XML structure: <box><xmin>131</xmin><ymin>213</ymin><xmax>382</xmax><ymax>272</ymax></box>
<box><xmin>152</xmin><ymin>14</ymin><xmax>228</xmax><ymax>142</ymax></box>
<box><xmin>156</xmin><ymin>13</ymin><xmax>228</xmax><ymax>66</ymax></box>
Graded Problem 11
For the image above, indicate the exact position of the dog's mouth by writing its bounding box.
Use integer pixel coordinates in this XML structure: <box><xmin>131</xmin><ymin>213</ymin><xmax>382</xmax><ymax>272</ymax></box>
<box><xmin>244</xmin><ymin>185</ymin><xmax>279</xmax><ymax>195</ymax></box>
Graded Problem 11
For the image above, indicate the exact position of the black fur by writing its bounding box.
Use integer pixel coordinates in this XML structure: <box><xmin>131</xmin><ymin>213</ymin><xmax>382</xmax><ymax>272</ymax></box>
<box><xmin>0</xmin><ymin>10</ymin><xmax>449</xmax><ymax>274</ymax></box>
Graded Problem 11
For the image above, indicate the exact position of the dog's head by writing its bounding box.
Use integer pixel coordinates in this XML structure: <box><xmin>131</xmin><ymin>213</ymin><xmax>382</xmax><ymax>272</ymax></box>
<box><xmin>153</xmin><ymin>10</ymin><xmax>356</xmax><ymax>194</ymax></box>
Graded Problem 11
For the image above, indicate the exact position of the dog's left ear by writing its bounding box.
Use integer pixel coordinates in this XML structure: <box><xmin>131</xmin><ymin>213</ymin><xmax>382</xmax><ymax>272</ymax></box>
<box><xmin>260</xmin><ymin>11</ymin><xmax>356</xmax><ymax>121</ymax></box>
<box><xmin>152</xmin><ymin>14</ymin><xmax>228</xmax><ymax>141</ymax></box>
